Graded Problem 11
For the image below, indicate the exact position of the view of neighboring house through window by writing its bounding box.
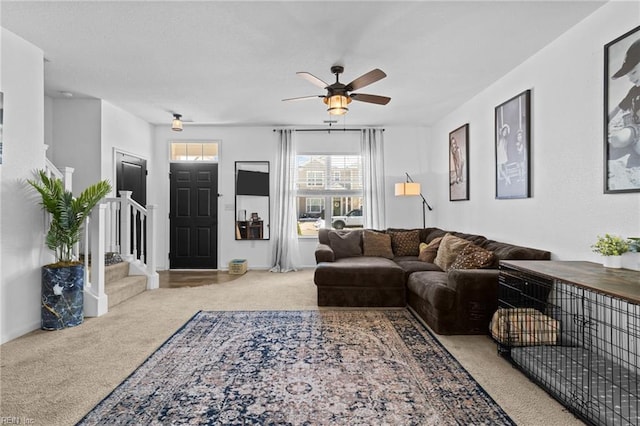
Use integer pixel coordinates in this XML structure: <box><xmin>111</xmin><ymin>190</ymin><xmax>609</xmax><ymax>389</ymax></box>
<box><xmin>296</xmin><ymin>154</ymin><xmax>363</xmax><ymax>237</ymax></box>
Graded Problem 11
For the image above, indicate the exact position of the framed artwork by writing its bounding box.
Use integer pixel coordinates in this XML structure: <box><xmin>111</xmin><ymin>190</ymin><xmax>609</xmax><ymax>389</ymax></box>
<box><xmin>449</xmin><ymin>123</ymin><xmax>469</xmax><ymax>201</ymax></box>
<box><xmin>604</xmin><ymin>24</ymin><xmax>640</xmax><ymax>193</ymax></box>
<box><xmin>495</xmin><ymin>89</ymin><xmax>531</xmax><ymax>199</ymax></box>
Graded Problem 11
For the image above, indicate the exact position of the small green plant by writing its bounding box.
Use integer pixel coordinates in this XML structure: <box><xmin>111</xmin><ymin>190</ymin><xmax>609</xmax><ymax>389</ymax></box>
<box><xmin>591</xmin><ymin>234</ymin><xmax>629</xmax><ymax>256</ymax></box>
<box><xmin>628</xmin><ymin>237</ymin><xmax>640</xmax><ymax>253</ymax></box>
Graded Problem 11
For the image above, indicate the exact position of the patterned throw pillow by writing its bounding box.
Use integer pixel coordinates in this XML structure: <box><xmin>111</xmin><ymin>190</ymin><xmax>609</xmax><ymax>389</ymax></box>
<box><xmin>328</xmin><ymin>230</ymin><xmax>362</xmax><ymax>259</ymax></box>
<box><xmin>450</xmin><ymin>243</ymin><xmax>496</xmax><ymax>270</ymax></box>
<box><xmin>363</xmin><ymin>230</ymin><xmax>394</xmax><ymax>259</ymax></box>
<box><xmin>434</xmin><ymin>233</ymin><xmax>471</xmax><ymax>271</ymax></box>
<box><xmin>418</xmin><ymin>237</ymin><xmax>443</xmax><ymax>263</ymax></box>
<box><xmin>390</xmin><ymin>230</ymin><xmax>421</xmax><ymax>257</ymax></box>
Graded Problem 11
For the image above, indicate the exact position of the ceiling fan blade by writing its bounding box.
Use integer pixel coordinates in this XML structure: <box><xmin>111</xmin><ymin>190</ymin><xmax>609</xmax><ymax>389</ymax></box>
<box><xmin>282</xmin><ymin>95</ymin><xmax>325</xmax><ymax>102</ymax></box>
<box><xmin>350</xmin><ymin>93</ymin><xmax>391</xmax><ymax>105</ymax></box>
<box><xmin>347</xmin><ymin>69</ymin><xmax>386</xmax><ymax>91</ymax></box>
<box><xmin>297</xmin><ymin>72</ymin><xmax>329</xmax><ymax>89</ymax></box>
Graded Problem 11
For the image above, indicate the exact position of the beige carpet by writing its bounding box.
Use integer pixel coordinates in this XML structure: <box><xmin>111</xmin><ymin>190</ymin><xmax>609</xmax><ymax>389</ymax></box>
<box><xmin>0</xmin><ymin>269</ymin><xmax>584</xmax><ymax>425</ymax></box>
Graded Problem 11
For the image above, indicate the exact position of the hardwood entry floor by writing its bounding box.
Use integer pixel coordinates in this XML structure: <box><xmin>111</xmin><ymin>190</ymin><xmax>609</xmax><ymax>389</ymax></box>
<box><xmin>159</xmin><ymin>270</ymin><xmax>243</xmax><ymax>288</ymax></box>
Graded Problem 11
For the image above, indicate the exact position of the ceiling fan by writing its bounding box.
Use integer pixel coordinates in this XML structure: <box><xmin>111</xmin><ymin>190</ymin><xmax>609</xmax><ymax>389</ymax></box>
<box><xmin>282</xmin><ymin>65</ymin><xmax>391</xmax><ymax>115</ymax></box>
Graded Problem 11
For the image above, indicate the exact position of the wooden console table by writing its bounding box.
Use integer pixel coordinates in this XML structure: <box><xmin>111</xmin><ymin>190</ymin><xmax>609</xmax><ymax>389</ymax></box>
<box><xmin>236</xmin><ymin>220</ymin><xmax>263</xmax><ymax>239</ymax></box>
<box><xmin>497</xmin><ymin>261</ymin><xmax>640</xmax><ymax>426</ymax></box>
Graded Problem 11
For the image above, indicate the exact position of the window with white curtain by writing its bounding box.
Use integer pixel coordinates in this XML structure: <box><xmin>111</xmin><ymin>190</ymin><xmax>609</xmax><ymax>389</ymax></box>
<box><xmin>296</xmin><ymin>154</ymin><xmax>363</xmax><ymax>237</ymax></box>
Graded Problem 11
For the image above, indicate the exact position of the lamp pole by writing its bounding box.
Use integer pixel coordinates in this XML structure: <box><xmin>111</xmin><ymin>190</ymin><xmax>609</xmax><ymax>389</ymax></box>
<box><xmin>405</xmin><ymin>172</ymin><xmax>433</xmax><ymax>228</ymax></box>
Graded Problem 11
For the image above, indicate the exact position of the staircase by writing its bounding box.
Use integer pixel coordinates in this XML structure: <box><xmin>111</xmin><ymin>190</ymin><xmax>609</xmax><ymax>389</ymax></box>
<box><xmin>44</xmin><ymin>157</ymin><xmax>159</xmax><ymax>318</ymax></box>
<box><xmin>104</xmin><ymin>261</ymin><xmax>148</xmax><ymax>308</ymax></box>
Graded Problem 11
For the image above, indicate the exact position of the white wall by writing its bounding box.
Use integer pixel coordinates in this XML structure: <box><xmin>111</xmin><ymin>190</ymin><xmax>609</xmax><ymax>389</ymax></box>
<box><xmin>429</xmin><ymin>1</ymin><xmax>640</xmax><ymax>265</ymax></box>
<box><xmin>152</xmin><ymin>125</ymin><xmax>427</xmax><ymax>269</ymax></box>
<box><xmin>100</xmin><ymin>101</ymin><xmax>154</xmax><ymax>185</ymax></box>
<box><xmin>0</xmin><ymin>29</ymin><xmax>46</xmax><ymax>343</ymax></box>
<box><xmin>383</xmin><ymin>126</ymin><xmax>432</xmax><ymax>229</ymax></box>
<box><xmin>50</xmin><ymin>98</ymin><xmax>102</xmax><ymax>193</ymax></box>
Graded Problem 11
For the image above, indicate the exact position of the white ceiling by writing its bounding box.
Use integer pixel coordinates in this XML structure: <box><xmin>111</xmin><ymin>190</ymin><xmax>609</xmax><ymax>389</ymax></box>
<box><xmin>1</xmin><ymin>1</ymin><xmax>606</xmax><ymax>128</ymax></box>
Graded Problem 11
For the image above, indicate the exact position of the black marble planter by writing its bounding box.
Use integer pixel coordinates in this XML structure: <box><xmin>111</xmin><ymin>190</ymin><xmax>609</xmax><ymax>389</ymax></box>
<box><xmin>41</xmin><ymin>264</ymin><xmax>84</xmax><ymax>330</ymax></box>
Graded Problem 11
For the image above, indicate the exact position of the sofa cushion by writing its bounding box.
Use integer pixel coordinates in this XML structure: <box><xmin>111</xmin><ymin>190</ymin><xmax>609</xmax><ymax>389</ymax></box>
<box><xmin>390</xmin><ymin>230</ymin><xmax>421</xmax><ymax>256</ymax></box>
<box><xmin>407</xmin><ymin>271</ymin><xmax>456</xmax><ymax>312</ymax></box>
<box><xmin>449</xmin><ymin>243</ymin><xmax>495</xmax><ymax>270</ymax></box>
<box><xmin>418</xmin><ymin>237</ymin><xmax>443</xmax><ymax>262</ymax></box>
<box><xmin>314</xmin><ymin>257</ymin><xmax>405</xmax><ymax>288</ymax></box>
<box><xmin>318</xmin><ymin>228</ymin><xmax>331</xmax><ymax>245</ymax></box>
<box><xmin>395</xmin><ymin>259</ymin><xmax>443</xmax><ymax>278</ymax></box>
<box><xmin>450</xmin><ymin>231</ymin><xmax>487</xmax><ymax>246</ymax></box>
<box><xmin>362</xmin><ymin>230</ymin><xmax>394</xmax><ymax>259</ymax></box>
<box><xmin>434</xmin><ymin>233</ymin><xmax>471</xmax><ymax>271</ymax></box>
<box><xmin>328</xmin><ymin>230</ymin><xmax>362</xmax><ymax>259</ymax></box>
<box><xmin>480</xmin><ymin>240</ymin><xmax>551</xmax><ymax>263</ymax></box>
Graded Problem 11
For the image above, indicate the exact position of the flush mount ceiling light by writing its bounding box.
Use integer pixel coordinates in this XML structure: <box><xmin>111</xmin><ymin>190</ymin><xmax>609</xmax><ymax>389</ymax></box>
<box><xmin>171</xmin><ymin>114</ymin><xmax>183</xmax><ymax>132</ymax></box>
<box><xmin>282</xmin><ymin>65</ymin><xmax>390</xmax><ymax>116</ymax></box>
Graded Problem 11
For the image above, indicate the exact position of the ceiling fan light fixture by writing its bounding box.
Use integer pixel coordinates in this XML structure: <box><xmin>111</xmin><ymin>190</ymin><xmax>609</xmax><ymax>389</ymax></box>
<box><xmin>324</xmin><ymin>94</ymin><xmax>351</xmax><ymax>115</ymax></box>
<box><xmin>171</xmin><ymin>113</ymin><xmax>183</xmax><ymax>131</ymax></box>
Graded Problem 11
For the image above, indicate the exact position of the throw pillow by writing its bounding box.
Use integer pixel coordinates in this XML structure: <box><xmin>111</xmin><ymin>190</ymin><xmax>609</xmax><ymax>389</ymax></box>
<box><xmin>328</xmin><ymin>230</ymin><xmax>362</xmax><ymax>259</ymax></box>
<box><xmin>362</xmin><ymin>230</ymin><xmax>394</xmax><ymax>259</ymax></box>
<box><xmin>434</xmin><ymin>233</ymin><xmax>471</xmax><ymax>271</ymax></box>
<box><xmin>450</xmin><ymin>243</ymin><xmax>496</xmax><ymax>270</ymax></box>
<box><xmin>390</xmin><ymin>230</ymin><xmax>421</xmax><ymax>257</ymax></box>
<box><xmin>418</xmin><ymin>237</ymin><xmax>443</xmax><ymax>263</ymax></box>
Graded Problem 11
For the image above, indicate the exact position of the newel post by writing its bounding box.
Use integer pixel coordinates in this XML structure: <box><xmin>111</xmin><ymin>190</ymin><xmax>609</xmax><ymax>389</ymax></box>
<box><xmin>84</xmin><ymin>203</ymin><xmax>108</xmax><ymax>317</ymax></box>
<box><xmin>63</xmin><ymin>167</ymin><xmax>74</xmax><ymax>192</ymax></box>
<box><xmin>119</xmin><ymin>190</ymin><xmax>133</xmax><ymax>260</ymax></box>
<box><xmin>146</xmin><ymin>204</ymin><xmax>159</xmax><ymax>289</ymax></box>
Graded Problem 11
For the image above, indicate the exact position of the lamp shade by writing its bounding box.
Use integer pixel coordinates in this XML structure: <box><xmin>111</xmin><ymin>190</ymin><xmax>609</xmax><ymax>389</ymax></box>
<box><xmin>395</xmin><ymin>182</ymin><xmax>421</xmax><ymax>196</ymax></box>
<box><xmin>171</xmin><ymin>114</ymin><xmax>183</xmax><ymax>132</ymax></box>
<box><xmin>324</xmin><ymin>95</ymin><xmax>351</xmax><ymax>115</ymax></box>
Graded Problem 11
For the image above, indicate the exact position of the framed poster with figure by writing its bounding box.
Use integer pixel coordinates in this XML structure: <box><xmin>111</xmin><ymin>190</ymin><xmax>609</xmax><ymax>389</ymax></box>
<box><xmin>449</xmin><ymin>124</ymin><xmax>469</xmax><ymax>201</ymax></box>
<box><xmin>495</xmin><ymin>89</ymin><xmax>531</xmax><ymax>199</ymax></box>
<box><xmin>605</xmin><ymin>24</ymin><xmax>640</xmax><ymax>193</ymax></box>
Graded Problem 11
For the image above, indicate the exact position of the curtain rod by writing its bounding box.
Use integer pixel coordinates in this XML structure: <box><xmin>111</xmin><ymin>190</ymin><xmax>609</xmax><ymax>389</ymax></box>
<box><xmin>272</xmin><ymin>128</ymin><xmax>385</xmax><ymax>133</ymax></box>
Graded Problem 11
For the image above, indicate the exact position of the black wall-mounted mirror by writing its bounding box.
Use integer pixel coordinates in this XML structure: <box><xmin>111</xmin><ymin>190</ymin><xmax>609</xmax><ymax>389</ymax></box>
<box><xmin>235</xmin><ymin>161</ymin><xmax>270</xmax><ymax>240</ymax></box>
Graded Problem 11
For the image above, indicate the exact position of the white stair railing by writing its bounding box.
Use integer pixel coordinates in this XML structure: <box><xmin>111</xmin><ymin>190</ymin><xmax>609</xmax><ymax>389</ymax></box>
<box><xmin>84</xmin><ymin>192</ymin><xmax>159</xmax><ymax>316</ymax></box>
<box><xmin>103</xmin><ymin>191</ymin><xmax>159</xmax><ymax>287</ymax></box>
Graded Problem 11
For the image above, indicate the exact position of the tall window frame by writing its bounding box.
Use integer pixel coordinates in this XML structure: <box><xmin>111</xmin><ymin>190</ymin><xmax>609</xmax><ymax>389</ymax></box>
<box><xmin>296</xmin><ymin>153</ymin><xmax>364</xmax><ymax>237</ymax></box>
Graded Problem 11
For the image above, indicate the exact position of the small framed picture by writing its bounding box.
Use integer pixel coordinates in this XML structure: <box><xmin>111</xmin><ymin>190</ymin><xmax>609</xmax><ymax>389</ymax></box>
<box><xmin>604</xmin><ymin>24</ymin><xmax>640</xmax><ymax>193</ymax></box>
<box><xmin>449</xmin><ymin>124</ymin><xmax>469</xmax><ymax>201</ymax></box>
<box><xmin>495</xmin><ymin>89</ymin><xmax>531</xmax><ymax>199</ymax></box>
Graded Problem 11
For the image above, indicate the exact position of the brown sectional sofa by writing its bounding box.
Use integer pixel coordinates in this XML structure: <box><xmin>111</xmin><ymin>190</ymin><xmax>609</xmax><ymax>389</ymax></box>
<box><xmin>314</xmin><ymin>227</ymin><xmax>551</xmax><ymax>335</ymax></box>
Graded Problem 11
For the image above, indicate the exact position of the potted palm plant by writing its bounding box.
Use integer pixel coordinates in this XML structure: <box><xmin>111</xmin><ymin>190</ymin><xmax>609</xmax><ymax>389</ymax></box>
<box><xmin>591</xmin><ymin>234</ymin><xmax>629</xmax><ymax>269</ymax></box>
<box><xmin>28</xmin><ymin>170</ymin><xmax>111</xmax><ymax>330</ymax></box>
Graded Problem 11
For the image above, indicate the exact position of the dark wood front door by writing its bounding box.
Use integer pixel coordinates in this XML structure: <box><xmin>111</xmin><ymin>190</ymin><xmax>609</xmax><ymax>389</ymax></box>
<box><xmin>169</xmin><ymin>163</ymin><xmax>218</xmax><ymax>269</ymax></box>
<box><xmin>116</xmin><ymin>152</ymin><xmax>147</xmax><ymax>259</ymax></box>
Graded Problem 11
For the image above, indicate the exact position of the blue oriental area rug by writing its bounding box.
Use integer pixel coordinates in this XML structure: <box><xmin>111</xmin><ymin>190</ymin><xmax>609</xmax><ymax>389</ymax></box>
<box><xmin>77</xmin><ymin>310</ymin><xmax>514</xmax><ymax>425</ymax></box>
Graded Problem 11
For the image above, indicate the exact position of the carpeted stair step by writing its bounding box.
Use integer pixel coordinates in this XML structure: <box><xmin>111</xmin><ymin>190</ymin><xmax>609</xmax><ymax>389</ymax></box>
<box><xmin>105</xmin><ymin>261</ymin><xmax>130</xmax><ymax>284</ymax></box>
<box><xmin>105</xmin><ymin>275</ymin><xmax>147</xmax><ymax>308</ymax></box>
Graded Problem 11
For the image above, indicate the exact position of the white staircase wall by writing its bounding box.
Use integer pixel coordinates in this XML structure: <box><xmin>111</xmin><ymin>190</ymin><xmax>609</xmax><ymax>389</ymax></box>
<box><xmin>0</xmin><ymin>29</ymin><xmax>47</xmax><ymax>344</ymax></box>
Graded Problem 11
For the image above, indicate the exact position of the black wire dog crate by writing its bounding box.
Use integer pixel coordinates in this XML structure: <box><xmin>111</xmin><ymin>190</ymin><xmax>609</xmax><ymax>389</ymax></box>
<box><xmin>494</xmin><ymin>261</ymin><xmax>640</xmax><ymax>426</ymax></box>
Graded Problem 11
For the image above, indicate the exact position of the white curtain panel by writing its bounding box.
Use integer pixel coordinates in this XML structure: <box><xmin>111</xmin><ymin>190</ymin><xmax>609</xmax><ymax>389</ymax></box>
<box><xmin>270</xmin><ymin>129</ymin><xmax>301</xmax><ymax>272</ymax></box>
<box><xmin>360</xmin><ymin>128</ymin><xmax>386</xmax><ymax>230</ymax></box>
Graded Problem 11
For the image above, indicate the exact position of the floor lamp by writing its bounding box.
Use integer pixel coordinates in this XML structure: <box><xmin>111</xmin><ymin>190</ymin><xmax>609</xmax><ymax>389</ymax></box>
<box><xmin>394</xmin><ymin>172</ymin><xmax>433</xmax><ymax>228</ymax></box>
